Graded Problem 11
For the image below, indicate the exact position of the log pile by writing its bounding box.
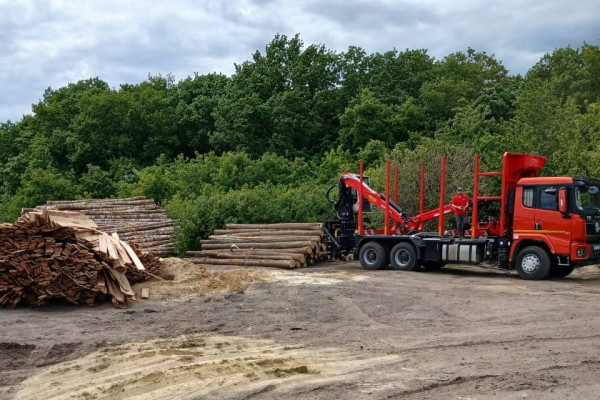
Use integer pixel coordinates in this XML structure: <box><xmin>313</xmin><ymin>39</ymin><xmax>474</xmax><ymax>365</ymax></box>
<box><xmin>24</xmin><ymin>197</ymin><xmax>175</xmax><ymax>256</ymax></box>
<box><xmin>186</xmin><ymin>223</ymin><xmax>330</xmax><ymax>269</ymax></box>
<box><xmin>0</xmin><ymin>210</ymin><xmax>161</xmax><ymax>309</ymax></box>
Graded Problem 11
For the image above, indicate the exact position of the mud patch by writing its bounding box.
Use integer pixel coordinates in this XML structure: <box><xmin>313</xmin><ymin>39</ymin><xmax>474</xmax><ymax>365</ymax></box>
<box><xmin>15</xmin><ymin>334</ymin><xmax>398</xmax><ymax>400</ymax></box>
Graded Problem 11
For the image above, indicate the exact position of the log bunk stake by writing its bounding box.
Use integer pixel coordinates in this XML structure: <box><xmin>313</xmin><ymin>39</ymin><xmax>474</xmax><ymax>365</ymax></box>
<box><xmin>186</xmin><ymin>223</ymin><xmax>331</xmax><ymax>269</ymax></box>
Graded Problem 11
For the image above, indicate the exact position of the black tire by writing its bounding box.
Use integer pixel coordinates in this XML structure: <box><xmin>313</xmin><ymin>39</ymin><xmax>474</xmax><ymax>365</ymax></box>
<box><xmin>390</xmin><ymin>242</ymin><xmax>421</xmax><ymax>271</ymax></box>
<box><xmin>515</xmin><ymin>246</ymin><xmax>551</xmax><ymax>280</ymax></box>
<box><xmin>422</xmin><ymin>261</ymin><xmax>446</xmax><ymax>271</ymax></box>
<box><xmin>359</xmin><ymin>242</ymin><xmax>388</xmax><ymax>270</ymax></box>
<box><xmin>549</xmin><ymin>264</ymin><xmax>575</xmax><ymax>278</ymax></box>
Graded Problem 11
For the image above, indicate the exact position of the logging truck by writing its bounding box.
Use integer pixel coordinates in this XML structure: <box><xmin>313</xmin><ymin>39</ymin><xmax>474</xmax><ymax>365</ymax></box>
<box><xmin>323</xmin><ymin>153</ymin><xmax>600</xmax><ymax>279</ymax></box>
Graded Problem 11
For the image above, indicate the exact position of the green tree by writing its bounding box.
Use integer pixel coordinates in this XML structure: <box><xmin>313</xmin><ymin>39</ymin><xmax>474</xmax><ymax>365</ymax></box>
<box><xmin>175</xmin><ymin>73</ymin><xmax>229</xmax><ymax>156</ymax></box>
<box><xmin>527</xmin><ymin>43</ymin><xmax>600</xmax><ymax>108</ymax></box>
<box><xmin>1</xmin><ymin>167</ymin><xmax>79</xmax><ymax>221</ymax></box>
<box><xmin>79</xmin><ymin>165</ymin><xmax>117</xmax><ymax>198</ymax></box>
<box><xmin>339</xmin><ymin>89</ymin><xmax>405</xmax><ymax>151</ymax></box>
<box><xmin>420</xmin><ymin>48</ymin><xmax>509</xmax><ymax>124</ymax></box>
<box><xmin>367</xmin><ymin>49</ymin><xmax>435</xmax><ymax>103</ymax></box>
<box><xmin>211</xmin><ymin>34</ymin><xmax>340</xmax><ymax>158</ymax></box>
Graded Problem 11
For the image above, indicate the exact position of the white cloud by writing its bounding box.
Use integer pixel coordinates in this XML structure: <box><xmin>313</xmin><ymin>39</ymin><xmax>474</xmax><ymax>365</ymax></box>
<box><xmin>0</xmin><ymin>0</ymin><xmax>598</xmax><ymax>122</ymax></box>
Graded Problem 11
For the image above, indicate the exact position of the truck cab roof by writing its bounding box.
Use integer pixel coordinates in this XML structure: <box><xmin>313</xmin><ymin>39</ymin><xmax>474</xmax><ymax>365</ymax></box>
<box><xmin>517</xmin><ymin>177</ymin><xmax>574</xmax><ymax>186</ymax></box>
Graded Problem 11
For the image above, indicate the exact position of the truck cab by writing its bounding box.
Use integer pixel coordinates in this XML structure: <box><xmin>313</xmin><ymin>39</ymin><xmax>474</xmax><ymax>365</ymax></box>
<box><xmin>510</xmin><ymin>177</ymin><xmax>600</xmax><ymax>278</ymax></box>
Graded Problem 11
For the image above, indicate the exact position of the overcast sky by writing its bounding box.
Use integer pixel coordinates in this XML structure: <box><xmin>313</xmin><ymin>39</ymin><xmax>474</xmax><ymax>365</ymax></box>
<box><xmin>1</xmin><ymin>0</ymin><xmax>599</xmax><ymax>123</ymax></box>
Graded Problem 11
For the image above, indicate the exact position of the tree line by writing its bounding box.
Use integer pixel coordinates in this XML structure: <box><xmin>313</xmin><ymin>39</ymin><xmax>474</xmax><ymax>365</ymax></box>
<box><xmin>0</xmin><ymin>34</ymin><xmax>598</xmax><ymax>252</ymax></box>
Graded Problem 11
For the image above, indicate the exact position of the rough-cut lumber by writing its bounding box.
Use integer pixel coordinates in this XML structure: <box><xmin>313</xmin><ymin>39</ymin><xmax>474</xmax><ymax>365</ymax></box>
<box><xmin>0</xmin><ymin>210</ymin><xmax>161</xmax><ymax>308</ymax></box>
<box><xmin>121</xmin><ymin>240</ymin><xmax>145</xmax><ymax>271</ymax></box>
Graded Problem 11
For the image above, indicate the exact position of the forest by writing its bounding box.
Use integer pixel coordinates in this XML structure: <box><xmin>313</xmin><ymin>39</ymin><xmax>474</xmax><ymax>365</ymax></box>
<box><xmin>1</xmin><ymin>34</ymin><xmax>599</xmax><ymax>253</ymax></box>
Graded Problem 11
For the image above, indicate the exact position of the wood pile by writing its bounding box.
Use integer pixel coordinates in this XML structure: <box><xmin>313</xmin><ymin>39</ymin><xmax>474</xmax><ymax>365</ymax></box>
<box><xmin>186</xmin><ymin>223</ymin><xmax>330</xmax><ymax>269</ymax></box>
<box><xmin>24</xmin><ymin>197</ymin><xmax>175</xmax><ymax>256</ymax></box>
<box><xmin>0</xmin><ymin>210</ymin><xmax>161</xmax><ymax>309</ymax></box>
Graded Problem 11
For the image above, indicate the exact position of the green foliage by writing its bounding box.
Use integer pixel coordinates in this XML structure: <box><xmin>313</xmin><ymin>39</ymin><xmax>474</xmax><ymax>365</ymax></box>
<box><xmin>0</xmin><ymin>167</ymin><xmax>79</xmax><ymax>222</ymax></box>
<box><xmin>420</xmin><ymin>48</ymin><xmax>509</xmax><ymax>124</ymax></box>
<box><xmin>1</xmin><ymin>36</ymin><xmax>599</xmax><ymax>255</ymax></box>
<box><xmin>357</xmin><ymin>140</ymin><xmax>388</xmax><ymax>167</ymax></box>
<box><xmin>339</xmin><ymin>89</ymin><xmax>405</xmax><ymax>151</ymax></box>
<box><xmin>166</xmin><ymin>182</ymin><xmax>333</xmax><ymax>254</ymax></box>
<box><xmin>210</xmin><ymin>34</ymin><xmax>341</xmax><ymax>158</ymax></box>
<box><xmin>367</xmin><ymin>49</ymin><xmax>435</xmax><ymax>103</ymax></box>
<box><xmin>79</xmin><ymin>165</ymin><xmax>116</xmax><ymax>199</ymax></box>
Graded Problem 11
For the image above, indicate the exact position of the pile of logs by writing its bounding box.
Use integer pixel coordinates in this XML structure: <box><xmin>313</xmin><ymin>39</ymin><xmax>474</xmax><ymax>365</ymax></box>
<box><xmin>186</xmin><ymin>223</ymin><xmax>330</xmax><ymax>269</ymax></box>
<box><xmin>24</xmin><ymin>197</ymin><xmax>175</xmax><ymax>256</ymax></box>
<box><xmin>0</xmin><ymin>209</ymin><xmax>161</xmax><ymax>309</ymax></box>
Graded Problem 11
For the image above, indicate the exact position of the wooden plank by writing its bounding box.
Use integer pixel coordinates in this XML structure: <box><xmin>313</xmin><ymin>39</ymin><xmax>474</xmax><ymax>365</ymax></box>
<box><xmin>103</xmin><ymin>233</ymin><xmax>119</xmax><ymax>260</ymax></box>
<box><xmin>120</xmin><ymin>240</ymin><xmax>146</xmax><ymax>271</ymax></box>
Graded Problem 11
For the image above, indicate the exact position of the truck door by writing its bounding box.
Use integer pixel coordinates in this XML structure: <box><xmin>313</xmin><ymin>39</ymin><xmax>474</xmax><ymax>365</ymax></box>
<box><xmin>534</xmin><ymin>186</ymin><xmax>571</xmax><ymax>255</ymax></box>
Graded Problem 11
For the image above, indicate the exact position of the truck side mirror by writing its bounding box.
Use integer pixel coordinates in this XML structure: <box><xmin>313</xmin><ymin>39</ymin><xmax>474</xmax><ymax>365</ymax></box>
<box><xmin>558</xmin><ymin>188</ymin><xmax>567</xmax><ymax>213</ymax></box>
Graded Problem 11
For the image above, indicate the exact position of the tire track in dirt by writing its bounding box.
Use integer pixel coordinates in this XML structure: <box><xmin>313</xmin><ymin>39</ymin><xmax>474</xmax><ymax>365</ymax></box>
<box><xmin>398</xmin><ymin>333</ymin><xmax>600</xmax><ymax>353</ymax></box>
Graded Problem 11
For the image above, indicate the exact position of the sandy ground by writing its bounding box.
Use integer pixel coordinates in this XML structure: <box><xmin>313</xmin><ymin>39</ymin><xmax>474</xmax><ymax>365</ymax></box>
<box><xmin>2</xmin><ymin>259</ymin><xmax>600</xmax><ymax>399</ymax></box>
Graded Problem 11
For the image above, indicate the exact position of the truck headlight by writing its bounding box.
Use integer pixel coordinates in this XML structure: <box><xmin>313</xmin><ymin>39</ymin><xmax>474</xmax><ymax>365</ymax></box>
<box><xmin>577</xmin><ymin>248</ymin><xmax>586</xmax><ymax>258</ymax></box>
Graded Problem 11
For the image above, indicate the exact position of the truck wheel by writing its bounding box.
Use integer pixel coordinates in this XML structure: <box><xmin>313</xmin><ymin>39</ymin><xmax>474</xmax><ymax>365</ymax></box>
<box><xmin>549</xmin><ymin>264</ymin><xmax>575</xmax><ymax>278</ymax></box>
<box><xmin>359</xmin><ymin>242</ymin><xmax>388</xmax><ymax>270</ymax></box>
<box><xmin>390</xmin><ymin>242</ymin><xmax>420</xmax><ymax>271</ymax></box>
<box><xmin>516</xmin><ymin>246</ymin><xmax>551</xmax><ymax>280</ymax></box>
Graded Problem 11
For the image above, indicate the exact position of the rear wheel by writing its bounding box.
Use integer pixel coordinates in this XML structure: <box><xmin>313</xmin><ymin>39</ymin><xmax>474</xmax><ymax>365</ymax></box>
<box><xmin>390</xmin><ymin>242</ymin><xmax>420</xmax><ymax>271</ymax></box>
<box><xmin>515</xmin><ymin>246</ymin><xmax>551</xmax><ymax>280</ymax></box>
<box><xmin>359</xmin><ymin>242</ymin><xmax>388</xmax><ymax>270</ymax></box>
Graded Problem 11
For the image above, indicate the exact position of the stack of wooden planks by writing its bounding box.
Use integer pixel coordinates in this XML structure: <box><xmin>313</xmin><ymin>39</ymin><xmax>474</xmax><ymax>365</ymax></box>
<box><xmin>186</xmin><ymin>223</ymin><xmax>330</xmax><ymax>269</ymax></box>
<box><xmin>24</xmin><ymin>197</ymin><xmax>175</xmax><ymax>256</ymax></box>
<box><xmin>0</xmin><ymin>209</ymin><xmax>161</xmax><ymax>309</ymax></box>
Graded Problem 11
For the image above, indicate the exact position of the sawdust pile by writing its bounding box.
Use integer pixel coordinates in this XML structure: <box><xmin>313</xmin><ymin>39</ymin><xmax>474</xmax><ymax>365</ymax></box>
<box><xmin>132</xmin><ymin>258</ymin><xmax>273</xmax><ymax>301</ymax></box>
<box><xmin>15</xmin><ymin>334</ymin><xmax>400</xmax><ymax>400</ymax></box>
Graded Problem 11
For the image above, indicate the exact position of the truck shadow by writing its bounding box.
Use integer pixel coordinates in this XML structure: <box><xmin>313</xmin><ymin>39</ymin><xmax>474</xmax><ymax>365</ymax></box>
<box><xmin>420</xmin><ymin>265</ymin><xmax>600</xmax><ymax>283</ymax></box>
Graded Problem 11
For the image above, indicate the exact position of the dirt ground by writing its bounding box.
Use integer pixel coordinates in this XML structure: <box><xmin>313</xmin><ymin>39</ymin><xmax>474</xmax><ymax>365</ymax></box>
<box><xmin>2</xmin><ymin>259</ymin><xmax>600</xmax><ymax>399</ymax></box>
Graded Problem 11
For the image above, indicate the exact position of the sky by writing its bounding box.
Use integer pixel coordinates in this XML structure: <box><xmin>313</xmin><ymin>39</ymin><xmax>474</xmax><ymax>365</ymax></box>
<box><xmin>1</xmin><ymin>0</ymin><xmax>599</xmax><ymax>123</ymax></box>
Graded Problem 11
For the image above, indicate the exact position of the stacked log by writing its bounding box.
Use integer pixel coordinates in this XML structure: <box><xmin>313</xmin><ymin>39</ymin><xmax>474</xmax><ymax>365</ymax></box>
<box><xmin>0</xmin><ymin>210</ymin><xmax>161</xmax><ymax>309</ymax></box>
<box><xmin>24</xmin><ymin>197</ymin><xmax>175</xmax><ymax>256</ymax></box>
<box><xmin>186</xmin><ymin>223</ymin><xmax>330</xmax><ymax>269</ymax></box>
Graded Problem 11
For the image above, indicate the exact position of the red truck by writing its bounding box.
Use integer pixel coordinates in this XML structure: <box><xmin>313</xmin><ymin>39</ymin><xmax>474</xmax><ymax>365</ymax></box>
<box><xmin>323</xmin><ymin>152</ymin><xmax>600</xmax><ymax>279</ymax></box>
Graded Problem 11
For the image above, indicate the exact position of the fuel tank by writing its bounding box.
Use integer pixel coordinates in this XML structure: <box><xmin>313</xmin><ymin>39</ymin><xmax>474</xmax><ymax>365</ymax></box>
<box><xmin>441</xmin><ymin>241</ymin><xmax>484</xmax><ymax>263</ymax></box>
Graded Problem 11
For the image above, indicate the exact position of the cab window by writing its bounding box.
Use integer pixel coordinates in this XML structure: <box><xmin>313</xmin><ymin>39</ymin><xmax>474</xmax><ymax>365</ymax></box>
<box><xmin>539</xmin><ymin>187</ymin><xmax>558</xmax><ymax>211</ymax></box>
<box><xmin>522</xmin><ymin>187</ymin><xmax>534</xmax><ymax>208</ymax></box>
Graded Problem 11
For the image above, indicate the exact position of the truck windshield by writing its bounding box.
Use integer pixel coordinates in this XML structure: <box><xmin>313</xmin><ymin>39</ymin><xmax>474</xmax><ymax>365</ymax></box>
<box><xmin>575</xmin><ymin>185</ymin><xmax>600</xmax><ymax>214</ymax></box>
